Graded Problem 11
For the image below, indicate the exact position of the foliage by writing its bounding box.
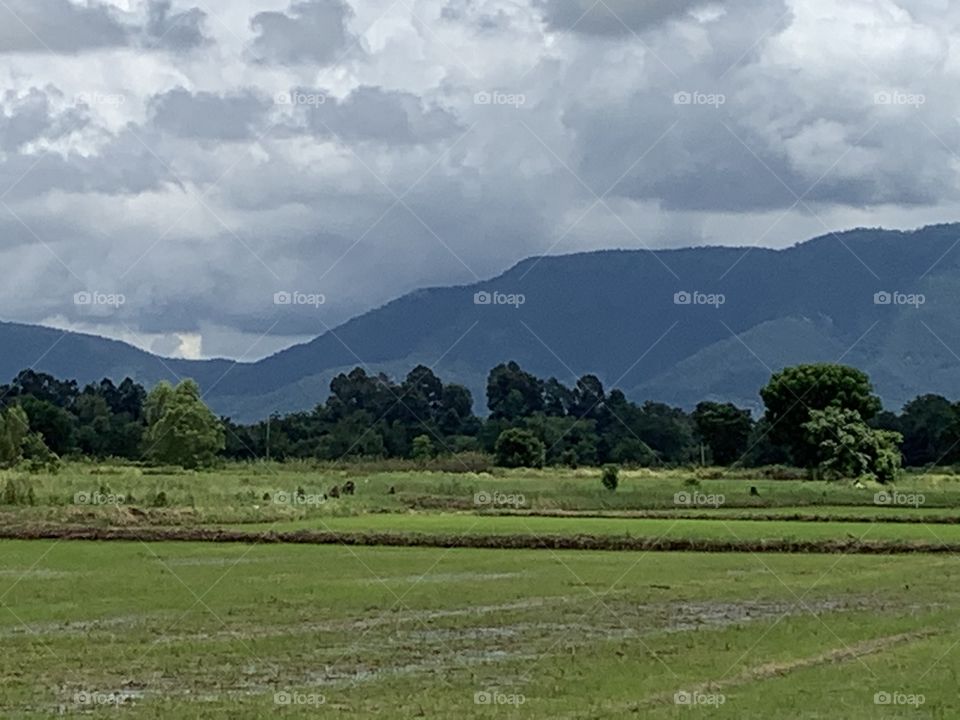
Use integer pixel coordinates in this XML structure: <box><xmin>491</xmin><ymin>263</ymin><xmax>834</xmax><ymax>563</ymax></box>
<box><xmin>601</xmin><ymin>464</ymin><xmax>619</xmax><ymax>491</ymax></box>
<box><xmin>692</xmin><ymin>401</ymin><xmax>753</xmax><ymax>465</ymax></box>
<box><xmin>803</xmin><ymin>407</ymin><xmax>902</xmax><ymax>483</ymax></box>
<box><xmin>143</xmin><ymin>380</ymin><xmax>225</xmax><ymax>469</ymax></box>
<box><xmin>494</xmin><ymin>428</ymin><xmax>545</xmax><ymax>468</ymax></box>
<box><xmin>761</xmin><ymin>364</ymin><xmax>882</xmax><ymax>468</ymax></box>
<box><xmin>0</xmin><ymin>405</ymin><xmax>29</xmax><ymax>467</ymax></box>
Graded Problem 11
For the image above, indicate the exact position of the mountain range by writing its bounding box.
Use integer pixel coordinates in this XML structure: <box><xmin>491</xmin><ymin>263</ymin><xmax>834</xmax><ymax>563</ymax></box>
<box><xmin>4</xmin><ymin>223</ymin><xmax>960</xmax><ymax>422</ymax></box>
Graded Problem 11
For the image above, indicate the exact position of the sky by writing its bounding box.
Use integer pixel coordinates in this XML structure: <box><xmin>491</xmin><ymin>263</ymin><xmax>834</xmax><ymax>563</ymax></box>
<box><xmin>2</xmin><ymin>0</ymin><xmax>959</xmax><ymax>360</ymax></box>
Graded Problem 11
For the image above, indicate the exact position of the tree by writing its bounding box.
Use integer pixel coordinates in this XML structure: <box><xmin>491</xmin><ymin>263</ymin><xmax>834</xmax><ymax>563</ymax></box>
<box><xmin>143</xmin><ymin>380</ymin><xmax>225</xmax><ymax>468</ymax></box>
<box><xmin>20</xmin><ymin>397</ymin><xmax>77</xmax><ymax>456</ymax></box>
<box><xmin>487</xmin><ymin>362</ymin><xmax>544</xmax><ymax>420</ymax></box>
<box><xmin>0</xmin><ymin>405</ymin><xmax>29</xmax><ymax>467</ymax></box>
<box><xmin>494</xmin><ymin>428</ymin><xmax>545</xmax><ymax>468</ymax></box>
<box><xmin>692</xmin><ymin>402</ymin><xmax>754</xmax><ymax>466</ymax></box>
<box><xmin>802</xmin><ymin>407</ymin><xmax>902</xmax><ymax>483</ymax></box>
<box><xmin>760</xmin><ymin>364</ymin><xmax>882</xmax><ymax>468</ymax></box>
<box><xmin>411</xmin><ymin>434</ymin><xmax>434</xmax><ymax>465</ymax></box>
<box><xmin>898</xmin><ymin>395</ymin><xmax>958</xmax><ymax>467</ymax></box>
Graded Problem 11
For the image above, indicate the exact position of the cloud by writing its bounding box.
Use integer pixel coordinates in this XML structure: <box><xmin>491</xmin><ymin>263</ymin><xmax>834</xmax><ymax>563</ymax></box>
<box><xmin>294</xmin><ymin>86</ymin><xmax>462</xmax><ymax>144</ymax></box>
<box><xmin>148</xmin><ymin>87</ymin><xmax>269</xmax><ymax>140</ymax></box>
<box><xmin>0</xmin><ymin>0</ymin><xmax>213</xmax><ymax>55</ymax></box>
<box><xmin>143</xmin><ymin>0</ymin><xmax>211</xmax><ymax>51</ymax></box>
<box><xmin>0</xmin><ymin>86</ymin><xmax>89</xmax><ymax>151</ymax></box>
<box><xmin>0</xmin><ymin>0</ymin><xmax>130</xmax><ymax>54</ymax></box>
<box><xmin>1</xmin><ymin>0</ymin><xmax>960</xmax><ymax>361</ymax></box>
<box><xmin>250</xmin><ymin>0</ymin><xmax>358</xmax><ymax>66</ymax></box>
<box><xmin>536</xmin><ymin>0</ymin><xmax>713</xmax><ymax>35</ymax></box>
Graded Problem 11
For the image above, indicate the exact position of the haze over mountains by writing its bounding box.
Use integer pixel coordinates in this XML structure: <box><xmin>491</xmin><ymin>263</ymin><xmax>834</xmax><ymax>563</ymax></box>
<box><xmin>4</xmin><ymin>223</ymin><xmax>960</xmax><ymax>423</ymax></box>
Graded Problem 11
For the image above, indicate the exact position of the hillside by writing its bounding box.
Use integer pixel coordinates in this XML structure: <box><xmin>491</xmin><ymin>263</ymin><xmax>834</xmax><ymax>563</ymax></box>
<box><xmin>2</xmin><ymin>223</ymin><xmax>960</xmax><ymax>421</ymax></box>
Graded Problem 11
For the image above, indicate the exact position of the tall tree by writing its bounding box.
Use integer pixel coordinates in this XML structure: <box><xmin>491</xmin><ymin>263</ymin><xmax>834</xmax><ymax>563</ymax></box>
<box><xmin>760</xmin><ymin>364</ymin><xmax>882</xmax><ymax>468</ymax></box>
<box><xmin>692</xmin><ymin>401</ymin><xmax>754</xmax><ymax>466</ymax></box>
<box><xmin>143</xmin><ymin>380</ymin><xmax>225</xmax><ymax>468</ymax></box>
<box><xmin>486</xmin><ymin>362</ymin><xmax>544</xmax><ymax>420</ymax></box>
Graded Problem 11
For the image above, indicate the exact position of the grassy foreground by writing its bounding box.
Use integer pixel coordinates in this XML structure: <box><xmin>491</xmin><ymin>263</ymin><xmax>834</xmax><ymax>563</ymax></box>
<box><xmin>1</xmin><ymin>540</ymin><xmax>957</xmax><ymax>719</ymax></box>
<box><xmin>3</xmin><ymin>463</ymin><xmax>959</xmax><ymax>717</ymax></box>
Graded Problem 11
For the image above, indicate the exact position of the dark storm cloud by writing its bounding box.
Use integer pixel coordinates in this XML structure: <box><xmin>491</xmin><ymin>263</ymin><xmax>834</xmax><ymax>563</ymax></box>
<box><xmin>249</xmin><ymin>0</ymin><xmax>358</xmax><ymax>66</ymax></box>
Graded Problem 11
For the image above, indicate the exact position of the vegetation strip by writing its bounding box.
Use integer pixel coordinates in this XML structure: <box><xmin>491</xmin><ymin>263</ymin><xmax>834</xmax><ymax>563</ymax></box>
<box><xmin>483</xmin><ymin>509</ymin><xmax>960</xmax><ymax>524</ymax></box>
<box><xmin>3</xmin><ymin>525</ymin><xmax>959</xmax><ymax>554</ymax></box>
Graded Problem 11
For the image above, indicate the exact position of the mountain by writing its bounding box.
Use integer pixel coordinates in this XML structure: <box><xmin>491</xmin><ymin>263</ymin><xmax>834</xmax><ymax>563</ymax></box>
<box><xmin>4</xmin><ymin>223</ymin><xmax>960</xmax><ymax>421</ymax></box>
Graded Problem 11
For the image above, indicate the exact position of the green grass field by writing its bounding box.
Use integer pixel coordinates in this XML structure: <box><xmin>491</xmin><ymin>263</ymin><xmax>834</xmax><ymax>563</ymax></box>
<box><xmin>2</xmin><ymin>462</ymin><xmax>959</xmax><ymax>717</ymax></box>
<box><xmin>1</xmin><ymin>541</ymin><xmax>956</xmax><ymax>718</ymax></box>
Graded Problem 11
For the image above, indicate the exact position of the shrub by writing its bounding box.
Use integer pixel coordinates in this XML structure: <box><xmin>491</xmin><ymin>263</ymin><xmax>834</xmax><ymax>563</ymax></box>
<box><xmin>494</xmin><ymin>429</ymin><xmax>545</xmax><ymax>469</ymax></box>
<box><xmin>601</xmin><ymin>465</ymin><xmax>619</xmax><ymax>491</ymax></box>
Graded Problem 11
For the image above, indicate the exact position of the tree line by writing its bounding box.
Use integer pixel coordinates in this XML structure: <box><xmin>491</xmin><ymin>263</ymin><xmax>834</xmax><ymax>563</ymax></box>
<box><xmin>0</xmin><ymin>362</ymin><xmax>957</xmax><ymax>479</ymax></box>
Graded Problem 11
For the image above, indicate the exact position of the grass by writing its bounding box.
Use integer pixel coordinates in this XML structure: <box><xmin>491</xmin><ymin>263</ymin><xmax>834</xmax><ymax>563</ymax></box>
<box><xmin>221</xmin><ymin>513</ymin><xmax>960</xmax><ymax>545</ymax></box>
<box><xmin>1</xmin><ymin>541</ymin><xmax>958</xmax><ymax>718</ymax></box>
<box><xmin>3</xmin><ymin>462</ymin><xmax>960</xmax><ymax>528</ymax></box>
<box><xmin>3</xmin><ymin>462</ymin><xmax>960</xmax><ymax>717</ymax></box>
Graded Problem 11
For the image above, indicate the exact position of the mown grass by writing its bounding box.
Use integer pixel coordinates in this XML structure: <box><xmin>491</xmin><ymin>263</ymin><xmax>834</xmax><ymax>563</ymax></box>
<box><xmin>0</xmin><ymin>541</ymin><xmax>958</xmax><ymax>718</ymax></box>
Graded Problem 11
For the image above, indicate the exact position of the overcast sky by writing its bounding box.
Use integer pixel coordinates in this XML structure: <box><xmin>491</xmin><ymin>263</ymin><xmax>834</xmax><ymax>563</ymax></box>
<box><xmin>2</xmin><ymin>0</ymin><xmax>958</xmax><ymax>359</ymax></box>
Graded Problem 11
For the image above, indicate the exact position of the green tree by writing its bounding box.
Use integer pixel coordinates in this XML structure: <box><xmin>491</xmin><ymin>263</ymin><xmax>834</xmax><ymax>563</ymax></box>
<box><xmin>411</xmin><ymin>434</ymin><xmax>434</xmax><ymax>465</ymax></box>
<box><xmin>760</xmin><ymin>364</ymin><xmax>882</xmax><ymax>468</ymax></box>
<box><xmin>487</xmin><ymin>362</ymin><xmax>544</xmax><ymax>420</ymax></box>
<box><xmin>898</xmin><ymin>395</ymin><xmax>957</xmax><ymax>467</ymax></box>
<box><xmin>143</xmin><ymin>380</ymin><xmax>225</xmax><ymax>468</ymax></box>
<box><xmin>494</xmin><ymin>428</ymin><xmax>545</xmax><ymax>468</ymax></box>
<box><xmin>692</xmin><ymin>401</ymin><xmax>754</xmax><ymax>466</ymax></box>
<box><xmin>0</xmin><ymin>405</ymin><xmax>29</xmax><ymax>467</ymax></box>
<box><xmin>20</xmin><ymin>396</ymin><xmax>76</xmax><ymax>456</ymax></box>
<box><xmin>802</xmin><ymin>407</ymin><xmax>902</xmax><ymax>483</ymax></box>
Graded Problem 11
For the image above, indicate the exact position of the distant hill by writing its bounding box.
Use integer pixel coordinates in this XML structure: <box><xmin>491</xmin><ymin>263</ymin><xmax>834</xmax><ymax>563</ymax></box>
<box><xmin>4</xmin><ymin>223</ymin><xmax>960</xmax><ymax>422</ymax></box>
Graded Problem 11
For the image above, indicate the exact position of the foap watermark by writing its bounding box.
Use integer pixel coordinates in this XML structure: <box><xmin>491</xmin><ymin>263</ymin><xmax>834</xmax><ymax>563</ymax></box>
<box><xmin>275</xmin><ymin>90</ymin><xmax>327</xmax><ymax>106</ymax></box>
<box><xmin>874</xmin><ymin>490</ymin><xmax>924</xmax><ymax>508</ymax></box>
<box><xmin>74</xmin><ymin>491</ymin><xmax>125</xmax><ymax>506</ymax></box>
<box><xmin>474</xmin><ymin>90</ymin><xmax>526</xmax><ymax>107</ymax></box>
<box><xmin>274</xmin><ymin>291</ymin><xmax>326</xmax><ymax>308</ymax></box>
<box><xmin>73</xmin><ymin>690</ymin><xmax>136</xmax><ymax>706</ymax></box>
<box><xmin>873</xmin><ymin>291</ymin><xmax>925</xmax><ymax>308</ymax></box>
<box><xmin>674</xmin><ymin>290</ymin><xmax>725</xmax><ymax>308</ymax></box>
<box><xmin>474</xmin><ymin>690</ymin><xmax>526</xmax><ymax>706</ymax></box>
<box><xmin>74</xmin><ymin>291</ymin><xmax>125</xmax><ymax>308</ymax></box>
<box><xmin>75</xmin><ymin>92</ymin><xmax>126</xmax><ymax>107</ymax></box>
<box><xmin>874</xmin><ymin>90</ymin><xmax>925</xmax><ymax>108</ymax></box>
<box><xmin>272</xmin><ymin>490</ymin><xmax>327</xmax><ymax>507</ymax></box>
<box><xmin>874</xmin><ymin>691</ymin><xmax>925</xmax><ymax>707</ymax></box>
<box><xmin>674</xmin><ymin>491</ymin><xmax>725</xmax><ymax>508</ymax></box>
<box><xmin>674</xmin><ymin>690</ymin><xmax>726</xmax><ymax>706</ymax></box>
<box><xmin>474</xmin><ymin>290</ymin><xmax>525</xmax><ymax>308</ymax></box>
<box><xmin>474</xmin><ymin>490</ymin><xmax>526</xmax><ymax>508</ymax></box>
<box><xmin>274</xmin><ymin>691</ymin><xmax>326</xmax><ymax>706</ymax></box>
<box><xmin>674</xmin><ymin>90</ymin><xmax>725</xmax><ymax>108</ymax></box>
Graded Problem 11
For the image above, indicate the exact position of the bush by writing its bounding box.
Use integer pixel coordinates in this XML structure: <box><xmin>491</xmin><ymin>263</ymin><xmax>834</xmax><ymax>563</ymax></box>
<box><xmin>2</xmin><ymin>477</ymin><xmax>35</xmax><ymax>506</ymax></box>
<box><xmin>601</xmin><ymin>465</ymin><xmax>619</xmax><ymax>491</ymax></box>
<box><xmin>494</xmin><ymin>429</ymin><xmax>545</xmax><ymax>469</ymax></box>
<box><xmin>21</xmin><ymin>432</ymin><xmax>61</xmax><ymax>473</ymax></box>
